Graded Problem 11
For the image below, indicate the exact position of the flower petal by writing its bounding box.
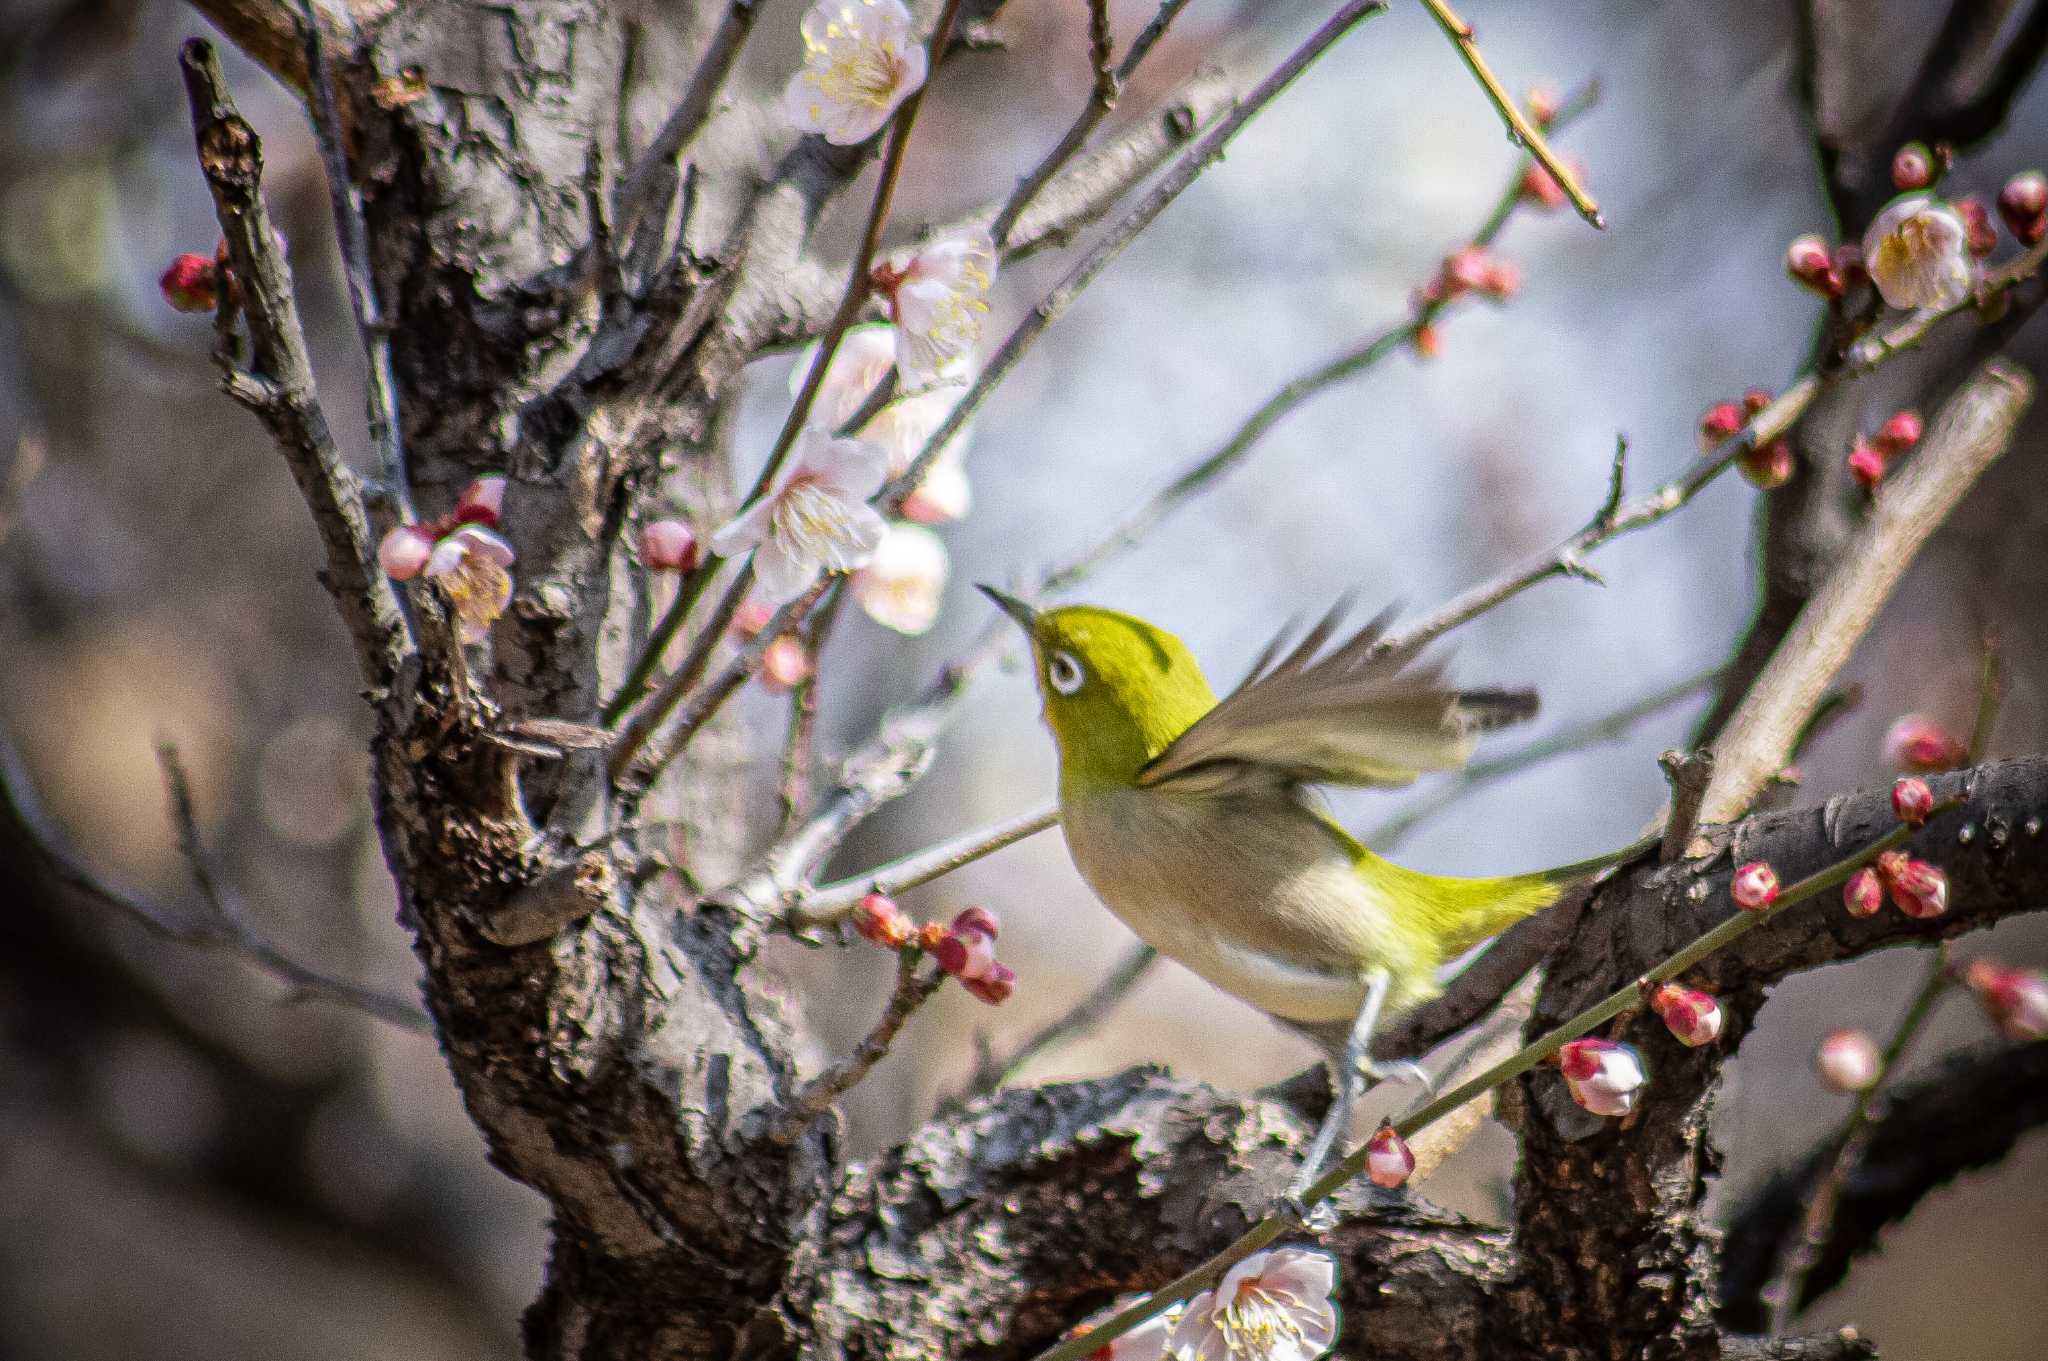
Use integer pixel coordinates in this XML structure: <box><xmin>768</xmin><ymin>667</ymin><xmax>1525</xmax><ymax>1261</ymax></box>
<box><xmin>751</xmin><ymin>536</ymin><xmax>820</xmax><ymax>603</ymax></box>
<box><xmin>709</xmin><ymin>495</ymin><xmax>778</xmax><ymax>558</ymax></box>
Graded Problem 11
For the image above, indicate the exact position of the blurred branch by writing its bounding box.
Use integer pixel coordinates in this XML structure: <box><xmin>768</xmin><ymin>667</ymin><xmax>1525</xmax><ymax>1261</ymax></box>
<box><xmin>0</xmin><ymin>732</ymin><xmax>428</xmax><ymax>1033</ymax></box>
<box><xmin>1721</xmin><ymin>1037</ymin><xmax>2048</xmax><ymax>1330</ymax></box>
<box><xmin>1416</xmin><ymin>0</ymin><xmax>1602</xmax><ymax>227</ymax></box>
<box><xmin>1689</xmin><ymin>360</ymin><xmax>2032</xmax><ymax>843</ymax></box>
<box><xmin>779</xmin><ymin>802</ymin><xmax>1059</xmax><ymax>929</ymax></box>
<box><xmin>293</xmin><ymin>0</ymin><xmax>410</xmax><ymax>519</ymax></box>
<box><xmin>614</xmin><ymin>0</ymin><xmax>762</xmax><ymax>240</ymax></box>
<box><xmin>1760</xmin><ymin>947</ymin><xmax>1955</xmax><ymax>1333</ymax></box>
<box><xmin>185</xmin><ymin>0</ymin><xmax>370</xmax><ymax>97</ymax></box>
<box><xmin>179</xmin><ymin>38</ymin><xmax>410</xmax><ymax>692</ymax></box>
<box><xmin>779</xmin><ymin>589</ymin><xmax>846</xmax><ymax>833</ymax></box>
<box><xmin>963</xmin><ymin>940</ymin><xmax>1157</xmax><ymax>1096</ymax></box>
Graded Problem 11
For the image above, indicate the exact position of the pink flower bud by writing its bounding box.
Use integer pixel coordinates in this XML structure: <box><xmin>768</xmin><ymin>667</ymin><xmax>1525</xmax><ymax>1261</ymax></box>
<box><xmin>1847</xmin><ymin>440</ymin><xmax>1888</xmax><ymax>490</ymax></box>
<box><xmin>1884</xmin><ymin>714</ymin><xmax>1967</xmax><ymax>772</ymax></box>
<box><xmin>1890</xmin><ymin>776</ymin><xmax>1935</xmax><ymax>827</ymax></box>
<box><xmin>637</xmin><ymin>518</ymin><xmax>701</xmax><ymax>571</ymax></box>
<box><xmin>758</xmin><ymin>634</ymin><xmax>811</xmax><ymax>693</ymax></box>
<box><xmin>1699</xmin><ymin>401</ymin><xmax>1745</xmax><ymax>449</ymax></box>
<box><xmin>1478</xmin><ymin>257</ymin><xmax>1522</xmax><ymax>300</ymax></box>
<box><xmin>159</xmin><ymin>253</ymin><xmax>219</xmax><ymax>312</ymax></box>
<box><xmin>1843</xmin><ymin>867</ymin><xmax>1884</xmax><ymax>918</ymax></box>
<box><xmin>1732</xmin><ymin>861</ymin><xmax>1780</xmax><ymax>912</ymax></box>
<box><xmin>852</xmin><ymin>892</ymin><xmax>914</xmax><ymax>948</ymax></box>
<box><xmin>1365</xmin><ymin>1121</ymin><xmax>1416</xmax><ymax>1187</ymax></box>
<box><xmin>1739</xmin><ymin>438</ymin><xmax>1796</xmax><ymax>490</ymax></box>
<box><xmin>1953</xmin><ymin>196</ymin><xmax>1998</xmax><ymax>257</ymax></box>
<box><xmin>1413</xmin><ymin>324</ymin><xmax>1441</xmax><ymax>360</ymax></box>
<box><xmin>732</xmin><ymin>600</ymin><xmax>777</xmax><ymax>638</ymax></box>
<box><xmin>1518</xmin><ymin>162</ymin><xmax>1568</xmax><ymax>210</ymax></box>
<box><xmin>1891</xmin><ymin>142</ymin><xmax>1934</xmax><ymax>191</ymax></box>
<box><xmin>1650</xmin><ymin>984</ymin><xmax>1724</xmax><ymax>1047</ymax></box>
<box><xmin>950</xmin><ymin>906</ymin><xmax>1000</xmax><ymax>941</ymax></box>
<box><xmin>1878</xmin><ymin>853</ymin><xmax>1948</xmax><ymax>918</ymax></box>
<box><xmin>1742</xmin><ymin>388</ymin><xmax>1774</xmax><ymax>416</ymax></box>
<box><xmin>1997</xmin><ymin>171</ymin><xmax>2047</xmax><ymax>245</ymax></box>
<box><xmin>931</xmin><ymin>925</ymin><xmax>997</xmax><ymax>981</ymax></box>
<box><xmin>1441</xmin><ymin>246</ymin><xmax>1493</xmax><ymax>296</ymax></box>
<box><xmin>1874</xmin><ymin>409</ymin><xmax>1923</xmax><ymax>453</ymax></box>
<box><xmin>1785</xmin><ymin>234</ymin><xmax>1842</xmax><ymax>296</ymax></box>
<box><xmin>1525</xmin><ymin>82</ymin><xmax>1562</xmax><ymax>128</ymax></box>
<box><xmin>1558</xmin><ymin>1038</ymin><xmax>1647</xmax><ymax>1117</ymax></box>
<box><xmin>963</xmin><ymin>961</ymin><xmax>1016</xmax><ymax>1006</ymax></box>
<box><xmin>378</xmin><ymin>525</ymin><xmax>436</xmax><ymax>580</ymax></box>
<box><xmin>1817</xmin><ymin>1028</ymin><xmax>1882</xmax><ymax>1091</ymax></box>
<box><xmin>1963</xmin><ymin>960</ymin><xmax>2048</xmax><ymax>1041</ymax></box>
<box><xmin>453</xmin><ymin>474</ymin><xmax>507</xmax><ymax>528</ymax></box>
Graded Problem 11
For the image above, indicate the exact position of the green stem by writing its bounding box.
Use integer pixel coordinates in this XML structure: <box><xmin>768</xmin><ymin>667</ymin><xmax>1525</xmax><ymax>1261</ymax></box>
<box><xmin>1025</xmin><ymin>806</ymin><xmax>1946</xmax><ymax>1361</ymax></box>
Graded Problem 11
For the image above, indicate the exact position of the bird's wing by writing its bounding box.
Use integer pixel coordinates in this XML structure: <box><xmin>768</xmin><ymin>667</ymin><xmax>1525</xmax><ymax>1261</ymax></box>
<box><xmin>1135</xmin><ymin>603</ymin><xmax>1536</xmax><ymax>794</ymax></box>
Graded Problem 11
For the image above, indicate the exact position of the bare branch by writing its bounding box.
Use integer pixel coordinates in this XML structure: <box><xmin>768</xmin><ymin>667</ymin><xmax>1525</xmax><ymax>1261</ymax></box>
<box><xmin>614</xmin><ymin>0</ymin><xmax>763</xmax><ymax>239</ymax></box>
<box><xmin>782</xmin><ymin>802</ymin><xmax>1060</xmax><ymax>930</ymax></box>
<box><xmin>178</xmin><ymin>38</ymin><xmax>410</xmax><ymax>692</ymax></box>
<box><xmin>771</xmin><ymin>949</ymin><xmax>946</xmax><ymax>1143</ymax></box>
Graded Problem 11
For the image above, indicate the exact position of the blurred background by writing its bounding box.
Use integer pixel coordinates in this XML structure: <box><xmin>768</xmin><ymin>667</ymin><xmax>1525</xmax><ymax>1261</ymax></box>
<box><xmin>2</xmin><ymin>1</ymin><xmax>2045</xmax><ymax>1357</ymax></box>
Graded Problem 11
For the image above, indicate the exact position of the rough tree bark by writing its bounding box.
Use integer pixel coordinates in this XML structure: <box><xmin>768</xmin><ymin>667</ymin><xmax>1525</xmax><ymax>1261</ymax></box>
<box><xmin>163</xmin><ymin>3</ymin><xmax>2048</xmax><ymax>1359</ymax></box>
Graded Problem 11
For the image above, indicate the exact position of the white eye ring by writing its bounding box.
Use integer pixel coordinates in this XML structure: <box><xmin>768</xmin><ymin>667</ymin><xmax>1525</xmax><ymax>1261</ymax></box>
<box><xmin>1047</xmin><ymin>650</ymin><xmax>1085</xmax><ymax>695</ymax></box>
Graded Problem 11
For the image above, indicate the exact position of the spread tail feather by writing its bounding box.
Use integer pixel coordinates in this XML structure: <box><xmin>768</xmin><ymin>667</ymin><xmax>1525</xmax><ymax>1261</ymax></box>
<box><xmin>1455</xmin><ymin>686</ymin><xmax>1540</xmax><ymax>733</ymax></box>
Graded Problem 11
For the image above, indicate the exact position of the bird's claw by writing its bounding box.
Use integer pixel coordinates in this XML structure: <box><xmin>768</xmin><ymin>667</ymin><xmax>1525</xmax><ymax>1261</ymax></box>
<box><xmin>1276</xmin><ymin>1186</ymin><xmax>1339</xmax><ymax>1233</ymax></box>
<box><xmin>1359</xmin><ymin>1057</ymin><xmax>1434</xmax><ymax>1095</ymax></box>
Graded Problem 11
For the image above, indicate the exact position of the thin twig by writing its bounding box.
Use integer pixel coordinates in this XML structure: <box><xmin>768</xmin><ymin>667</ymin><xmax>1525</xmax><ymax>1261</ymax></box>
<box><xmin>1659</xmin><ymin>749</ymin><xmax>1718</xmax><ymax>862</ymax></box>
<box><xmin>885</xmin><ymin>1</ymin><xmax>1394</xmax><ymax>511</ymax></box>
<box><xmin>1762</xmin><ymin>946</ymin><xmax>1954</xmax><ymax>1332</ymax></box>
<box><xmin>1967</xmin><ymin>629</ymin><xmax>2007</xmax><ymax>763</ymax></box>
<box><xmin>179</xmin><ymin>38</ymin><xmax>410</xmax><ymax>691</ymax></box>
<box><xmin>770</xmin><ymin>948</ymin><xmax>945</xmax><ymax>1143</ymax></box>
<box><xmin>779</xmin><ymin>589</ymin><xmax>847</xmax><ymax>834</ymax></box>
<box><xmin>747</xmin><ymin>0</ymin><xmax>967</xmax><ymax>508</ymax></box>
<box><xmin>608</xmin><ymin>561</ymin><xmax>752</xmax><ymax>781</ymax></box>
<box><xmin>613</xmin><ymin>0</ymin><xmax>762</xmax><ymax>240</ymax></box>
<box><xmin>785</xmin><ymin>802</ymin><xmax>1061</xmax><ymax>928</ymax></box>
<box><xmin>1367</xmin><ymin>667</ymin><xmax>1720</xmax><ymax>851</ymax></box>
<box><xmin>1030</xmin><ymin>803</ymin><xmax>1957</xmax><ymax>1361</ymax></box>
<box><xmin>1416</xmin><ymin>0</ymin><xmax>1603</xmax><ymax>228</ymax></box>
<box><xmin>292</xmin><ymin>0</ymin><xmax>410</xmax><ymax>519</ymax></box>
<box><xmin>965</xmin><ymin>941</ymin><xmax>1157</xmax><ymax>1095</ymax></box>
<box><xmin>601</xmin><ymin>560</ymin><xmax>719</xmax><ymax>726</ymax></box>
<box><xmin>0</xmin><ymin>732</ymin><xmax>429</xmax><ymax>1034</ymax></box>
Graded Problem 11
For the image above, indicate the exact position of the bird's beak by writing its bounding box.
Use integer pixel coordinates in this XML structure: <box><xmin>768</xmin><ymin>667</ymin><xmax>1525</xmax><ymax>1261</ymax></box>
<box><xmin>976</xmin><ymin>583</ymin><xmax>1039</xmax><ymax>633</ymax></box>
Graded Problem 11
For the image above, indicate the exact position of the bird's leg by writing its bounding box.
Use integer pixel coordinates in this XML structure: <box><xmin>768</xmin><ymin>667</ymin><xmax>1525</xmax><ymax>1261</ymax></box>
<box><xmin>1283</xmin><ymin>969</ymin><xmax>1392</xmax><ymax>1217</ymax></box>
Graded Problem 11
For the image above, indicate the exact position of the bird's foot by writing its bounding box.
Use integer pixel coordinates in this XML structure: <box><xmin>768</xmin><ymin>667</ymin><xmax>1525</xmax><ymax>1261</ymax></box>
<box><xmin>1275</xmin><ymin>1184</ymin><xmax>1340</xmax><ymax>1233</ymax></box>
<box><xmin>1359</xmin><ymin>1057</ymin><xmax>1434</xmax><ymax>1095</ymax></box>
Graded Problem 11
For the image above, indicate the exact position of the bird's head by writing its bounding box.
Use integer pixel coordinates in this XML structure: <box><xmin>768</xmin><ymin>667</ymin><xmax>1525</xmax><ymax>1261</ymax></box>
<box><xmin>979</xmin><ymin>586</ymin><xmax>1218</xmax><ymax>791</ymax></box>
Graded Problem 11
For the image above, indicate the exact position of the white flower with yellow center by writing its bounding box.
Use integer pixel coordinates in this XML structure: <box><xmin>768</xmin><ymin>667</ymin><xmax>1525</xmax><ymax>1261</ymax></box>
<box><xmin>880</xmin><ymin>230</ymin><xmax>996</xmax><ymax>386</ymax></box>
<box><xmin>1168</xmin><ymin>1247</ymin><xmax>1338</xmax><ymax>1361</ymax></box>
<box><xmin>782</xmin><ymin>0</ymin><xmax>928</xmax><ymax>146</ymax></box>
<box><xmin>850</xmin><ymin>522</ymin><xmax>948</xmax><ymax>634</ymax></box>
<box><xmin>1862</xmin><ymin>194</ymin><xmax>1976</xmax><ymax>311</ymax></box>
<box><xmin>423</xmin><ymin>524</ymin><xmax>517</xmax><ymax>644</ymax></box>
<box><xmin>711</xmin><ymin>429</ymin><xmax>889</xmax><ymax>602</ymax></box>
<box><xmin>803</xmin><ymin>324</ymin><xmax>978</xmax><ymax>519</ymax></box>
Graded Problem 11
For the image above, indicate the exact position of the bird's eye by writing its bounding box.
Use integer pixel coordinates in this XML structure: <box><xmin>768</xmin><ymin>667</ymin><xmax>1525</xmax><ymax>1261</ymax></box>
<box><xmin>1047</xmin><ymin>650</ymin><xmax>1085</xmax><ymax>695</ymax></box>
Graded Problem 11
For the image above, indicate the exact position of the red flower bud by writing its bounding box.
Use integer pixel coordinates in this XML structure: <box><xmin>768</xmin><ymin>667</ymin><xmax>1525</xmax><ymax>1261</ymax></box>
<box><xmin>1365</xmin><ymin>1121</ymin><xmax>1416</xmax><ymax>1187</ymax></box>
<box><xmin>1785</xmin><ymin>234</ymin><xmax>1842</xmax><ymax>296</ymax></box>
<box><xmin>1732</xmin><ymin>861</ymin><xmax>1780</xmax><ymax>911</ymax></box>
<box><xmin>378</xmin><ymin>524</ymin><xmax>437</xmax><ymax>581</ymax></box>
<box><xmin>1890</xmin><ymin>142</ymin><xmax>1934</xmax><ymax>191</ymax></box>
<box><xmin>1846</xmin><ymin>441</ymin><xmax>1888</xmax><ymax>490</ymax></box>
<box><xmin>1997</xmin><ymin>171</ymin><xmax>2047</xmax><ymax>245</ymax></box>
<box><xmin>1890</xmin><ymin>776</ymin><xmax>1935</xmax><ymax>827</ymax></box>
<box><xmin>1739</xmin><ymin>438</ymin><xmax>1796</xmax><ymax>490</ymax></box>
<box><xmin>1650</xmin><ymin>983</ymin><xmax>1724</xmax><ymax>1047</ymax></box>
<box><xmin>758</xmin><ymin>634</ymin><xmax>811</xmax><ymax>693</ymax></box>
<box><xmin>1884</xmin><ymin>714</ymin><xmax>1967</xmax><ymax>772</ymax></box>
<box><xmin>732</xmin><ymin>600</ymin><xmax>777</xmax><ymax>638</ymax></box>
<box><xmin>1817</xmin><ymin>1028</ymin><xmax>1881</xmax><ymax>1091</ymax></box>
<box><xmin>637</xmin><ymin>518</ymin><xmax>701</xmax><ymax>572</ymax></box>
<box><xmin>1843</xmin><ymin>867</ymin><xmax>1884</xmax><ymax>918</ymax></box>
<box><xmin>1558</xmin><ymin>1038</ymin><xmax>1647</xmax><ymax>1116</ymax></box>
<box><xmin>1953</xmin><ymin>196</ymin><xmax>1998</xmax><ymax>257</ymax></box>
<box><xmin>1519</xmin><ymin>162</ymin><xmax>1567</xmax><ymax>210</ymax></box>
<box><xmin>1413</xmin><ymin>324</ymin><xmax>1442</xmax><ymax>359</ymax></box>
<box><xmin>452</xmin><ymin>473</ymin><xmax>507</xmax><ymax>528</ymax></box>
<box><xmin>1879</xmin><ymin>854</ymin><xmax>1948</xmax><ymax>919</ymax></box>
<box><xmin>1525</xmin><ymin>83</ymin><xmax>1562</xmax><ymax>128</ymax></box>
<box><xmin>1699</xmin><ymin>401</ymin><xmax>1745</xmax><ymax>449</ymax></box>
<box><xmin>1874</xmin><ymin>409</ymin><xmax>1923</xmax><ymax>453</ymax></box>
<box><xmin>1441</xmin><ymin>246</ymin><xmax>1492</xmax><ymax>296</ymax></box>
<box><xmin>1831</xmin><ymin>241</ymin><xmax>1869</xmax><ymax>289</ymax></box>
<box><xmin>1963</xmin><ymin>960</ymin><xmax>2048</xmax><ymax>1041</ymax></box>
<box><xmin>852</xmin><ymin>892</ymin><xmax>914</xmax><ymax>948</ymax></box>
<box><xmin>159</xmin><ymin>253</ymin><xmax>219</xmax><ymax>312</ymax></box>
<box><xmin>963</xmin><ymin>960</ymin><xmax>1016</xmax><ymax>1006</ymax></box>
<box><xmin>931</xmin><ymin>925</ymin><xmax>997</xmax><ymax>981</ymax></box>
<box><xmin>1742</xmin><ymin>388</ymin><xmax>1774</xmax><ymax>416</ymax></box>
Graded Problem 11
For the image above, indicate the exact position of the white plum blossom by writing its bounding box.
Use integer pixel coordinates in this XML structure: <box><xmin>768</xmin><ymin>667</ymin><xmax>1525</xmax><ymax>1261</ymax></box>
<box><xmin>1862</xmin><ymin>194</ymin><xmax>1976</xmax><ymax>310</ymax></box>
<box><xmin>424</xmin><ymin>524</ymin><xmax>517</xmax><ymax>643</ymax></box>
<box><xmin>1558</xmin><ymin>1038</ymin><xmax>1648</xmax><ymax>1117</ymax></box>
<box><xmin>782</xmin><ymin>0</ymin><xmax>927</xmax><ymax>146</ymax></box>
<box><xmin>1168</xmin><ymin>1247</ymin><xmax>1338</xmax><ymax>1361</ymax></box>
<box><xmin>803</xmin><ymin>323</ymin><xmax>976</xmax><ymax>521</ymax></box>
<box><xmin>711</xmin><ymin>429</ymin><xmax>888</xmax><ymax>602</ymax></box>
<box><xmin>851</xmin><ymin>523</ymin><xmax>948</xmax><ymax>634</ymax></box>
<box><xmin>1076</xmin><ymin>1299</ymin><xmax>1176</xmax><ymax>1361</ymax></box>
<box><xmin>878</xmin><ymin>230</ymin><xmax>996</xmax><ymax>386</ymax></box>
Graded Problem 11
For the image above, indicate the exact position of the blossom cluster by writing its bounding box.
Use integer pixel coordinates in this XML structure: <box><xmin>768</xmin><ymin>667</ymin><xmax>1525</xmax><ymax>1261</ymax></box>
<box><xmin>853</xmin><ymin>896</ymin><xmax>1016</xmax><ymax>1005</ymax></box>
<box><xmin>378</xmin><ymin>475</ymin><xmax>517</xmax><ymax>644</ymax></box>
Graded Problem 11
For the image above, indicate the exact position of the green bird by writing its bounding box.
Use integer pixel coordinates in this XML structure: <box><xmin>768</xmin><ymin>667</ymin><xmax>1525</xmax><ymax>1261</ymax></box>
<box><xmin>980</xmin><ymin>586</ymin><xmax>1640</xmax><ymax>1199</ymax></box>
